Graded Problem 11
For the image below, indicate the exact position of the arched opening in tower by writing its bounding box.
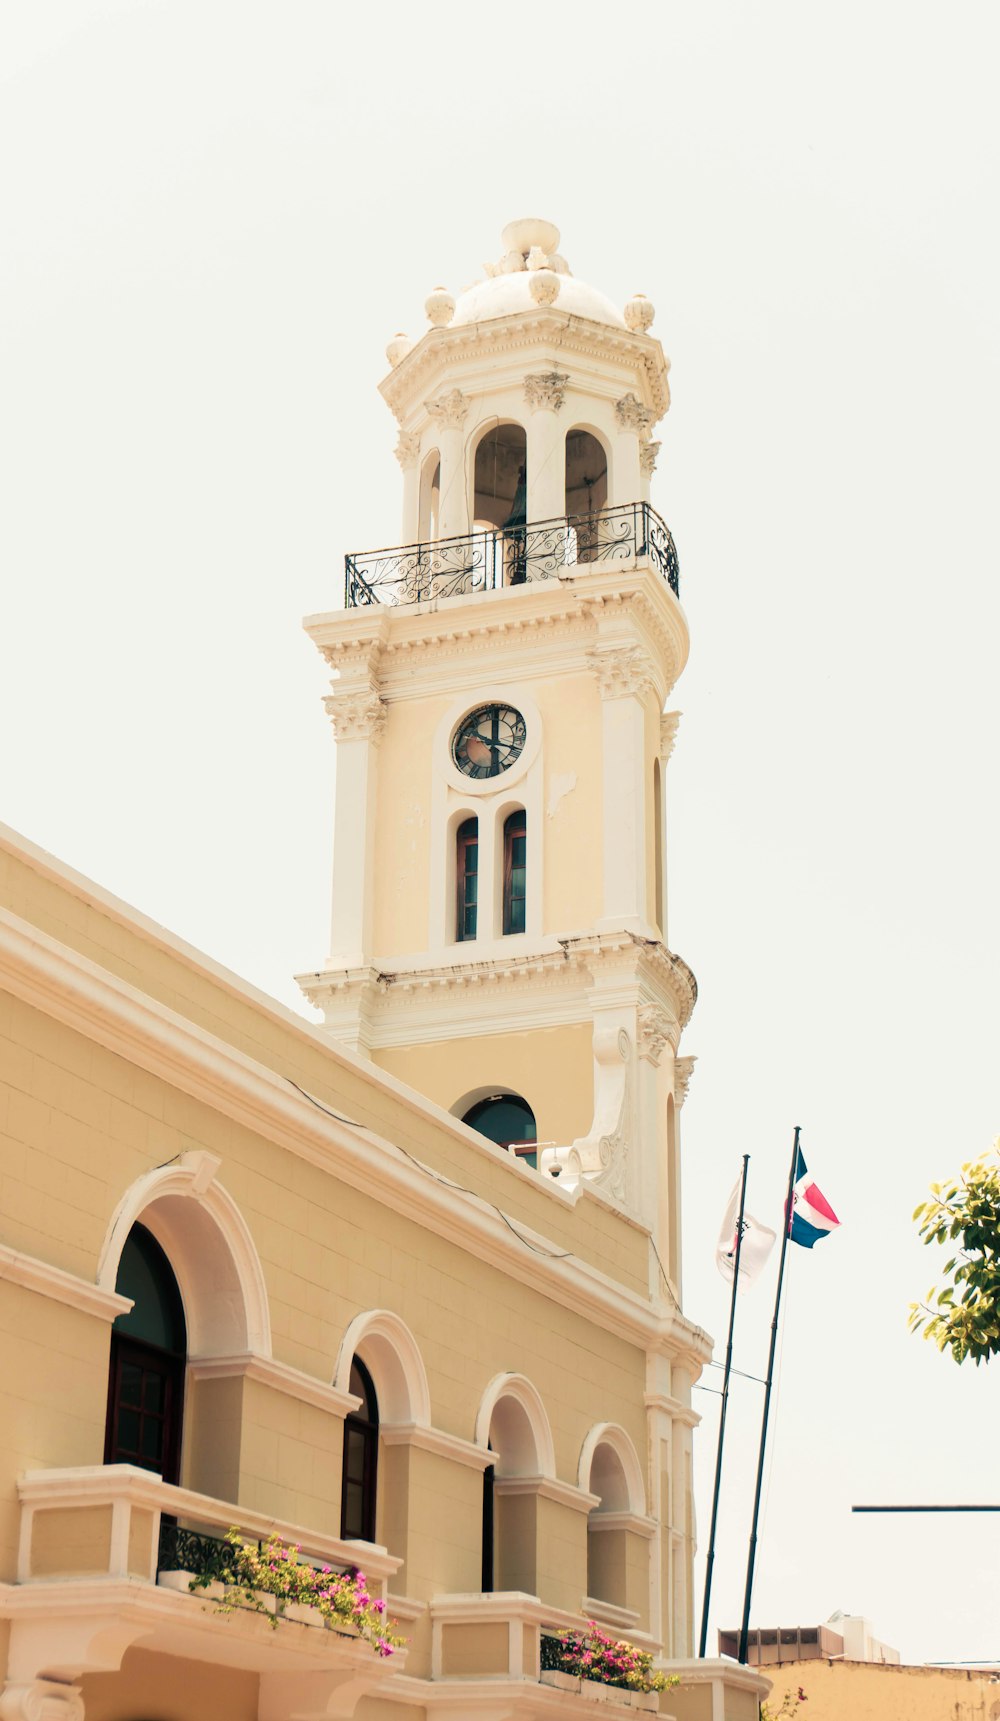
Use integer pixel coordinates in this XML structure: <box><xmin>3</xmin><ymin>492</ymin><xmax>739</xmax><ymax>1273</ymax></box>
<box><xmin>565</xmin><ymin>429</ymin><xmax>609</xmax><ymax>563</ymax></box>
<box><xmin>474</xmin><ymin>423</ymin><xmax>528</xmax><ymax>585</ymax></box>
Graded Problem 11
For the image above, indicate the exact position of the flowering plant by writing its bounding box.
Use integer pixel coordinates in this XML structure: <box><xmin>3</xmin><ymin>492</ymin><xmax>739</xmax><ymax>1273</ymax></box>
<box><xmin>550</xmin><ymin>1623</ymin><xmax>678</xmax><ymax>1693</ymax></box>
<box><xmin>761</xmin><ymin>1691</ymin><xmax>807</xmax><ymax>1719</ymax></box>
<box><xmin>189</xmin><ymin>1530</ymin><xmax>405</xmax><ymax>1656</ymax></box>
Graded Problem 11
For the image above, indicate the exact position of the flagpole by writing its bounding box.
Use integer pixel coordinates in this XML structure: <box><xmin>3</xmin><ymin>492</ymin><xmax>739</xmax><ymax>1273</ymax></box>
<box><xmin>737</xmin><ymin>1126</ymin><xmax>801</xmax><ymax>1666</ymax></box>
<box><xmin>698</xmin><ymin>1152</ymin><xmax>750</xmax><ymax>1658</ymax></box>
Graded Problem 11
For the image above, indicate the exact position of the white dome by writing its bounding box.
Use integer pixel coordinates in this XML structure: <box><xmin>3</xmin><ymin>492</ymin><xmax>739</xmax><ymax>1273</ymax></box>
<box><xmin>451</xmin><ymin>270</ymin><xmax>627</xmax><ymax>331</ymax></box>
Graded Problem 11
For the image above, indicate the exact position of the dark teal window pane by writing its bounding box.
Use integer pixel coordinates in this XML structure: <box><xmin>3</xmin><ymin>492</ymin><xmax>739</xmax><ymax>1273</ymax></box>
<box><xmin>113</xmin><ymin>1225</ymin><xmax>186</xmax><ymax>1354</ymax></box>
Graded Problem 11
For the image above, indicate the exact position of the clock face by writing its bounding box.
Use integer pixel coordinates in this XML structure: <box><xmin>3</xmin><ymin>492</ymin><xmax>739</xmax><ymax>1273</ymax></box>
<box><xmin>452</xmin><ymin>704</ymin><xmax>527</xmax><ymax>780</ymax></box>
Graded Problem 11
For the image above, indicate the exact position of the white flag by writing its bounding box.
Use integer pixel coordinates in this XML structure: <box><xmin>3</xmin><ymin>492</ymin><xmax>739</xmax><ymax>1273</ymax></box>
<box><xmin>716</xmin><ymin>1179</ymin><xmax>777</xmax><ymax>1292</ymax></box>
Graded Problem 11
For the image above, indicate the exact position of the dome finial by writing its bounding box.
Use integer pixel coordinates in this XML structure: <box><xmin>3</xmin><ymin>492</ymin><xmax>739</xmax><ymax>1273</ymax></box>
<box><xmin>501</xmin><ymin>218</ymin><xmax>561</xmax><ymax>259</ymax></box>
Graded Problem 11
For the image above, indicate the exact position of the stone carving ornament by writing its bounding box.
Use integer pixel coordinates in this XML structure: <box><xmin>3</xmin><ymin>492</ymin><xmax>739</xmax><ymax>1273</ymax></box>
<box><xmin>394</xmin><ymin>430</ymin><xmax>421</xmax><ymax>470</ymax></box>
<box><xmin>614</xmin><ymin>392</ymin><xmax>657</xmax><ymax>435</ymax></box>
<box><xmin>639</xmin><ymin>440</ymin><xmax>661</xmax><ymax>477</ymax></box>
<box><xmin>426</xmin><ymin>388</ymin><xmax>468</xmax><ymax>431</ymax></box>
<box><xmin>673</xmin><ymin>1055</ymin><xmax>697</xmax><ymax>1109</ymax></box>
<box><xmin>660</xmin><ymin>711</ymin><xmax>681</xmax><ymax>763</ymax></box>
<box><xmin>523</xmin><ymin>371</ymin><xmax>569</xmax><ymax>413</ymax></box>
<box><xmin>0</xmin><ymin>1683</ymin><xmax>85</xmax><ymax>1721</ymax></box>
<box><xmin>637</xmin><ymin>1003</ymin><xmax>674</xmax><ymax>1066</ymax></box>
<box><xmin>587</xmin><ymin>644</ymin><xmax>658</xmax><ymax>703</ymax></box>
<box><xmin>324</xmin><ymin>686</ymin><xmax>388</xmax><ymax>743</ymax></box>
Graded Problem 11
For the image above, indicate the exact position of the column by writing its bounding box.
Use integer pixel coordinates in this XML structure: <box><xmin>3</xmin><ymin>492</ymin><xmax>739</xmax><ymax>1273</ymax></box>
<box><xmin>613</xmin><ymin>392</ymin><xmax>656</xmax><ymax>509</ymax></box>
<box><xmin>324</xmin><ymin>683</ymin><xmax>387</xmax><ymax>968</ymax></box>
<box><xmin>639</xmin><ymin>437</ymin><xmax>661</xmax><ymax>505</ymax></box>
<box><xmin>395</xmin><ymin>430</ymin><xmax>421</xmax><ymax>543</ymax></box>
<box><xmin>589</xmin><ymin>643</ymin><xmax>656</xmax><ymax>934</ymax></box>
<box><xmin>426</xmin><ymin>388</ymin><xmax>469</xmax><ymax>541</ymax></box>
<box><xmin>636</xmin><ymin>1003</ymin><xmax>677</xmax><ymax>1286</ymax></box>
<box><xmin>524</xmin><ymin>371</ymin><xmax>569</xmax><ymax>524</ymax></box>
<box><xmin>658</xmin><ymin>710</ymin><xmax>680</xmax><ymax>944</ymax></box>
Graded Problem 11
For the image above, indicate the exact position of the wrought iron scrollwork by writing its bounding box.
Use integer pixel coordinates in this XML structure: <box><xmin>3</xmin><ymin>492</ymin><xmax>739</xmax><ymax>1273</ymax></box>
<box><xmin>157</xmin><ymin>1521</ymin><xmax>237</xmax><ymax>1581</ymax></box>
<box><xmin>344</xmin><ymin>503</ymin><xmax>680</xmax><ymax>609</ymax></box>
<box><xmin>540</xmin><ymin>1633</ymin><xmax>567</xmax><ymax>1672</ymax></box>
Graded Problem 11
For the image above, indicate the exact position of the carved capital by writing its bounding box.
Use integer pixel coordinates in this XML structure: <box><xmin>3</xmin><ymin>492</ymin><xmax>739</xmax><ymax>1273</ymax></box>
<box><xmin>639</xmin><ymin>439</ymin><xmax>661</xmax><ymax>477</ymax></box>
<box><xmin>523</xmin><ymin>370</ymin><xmax>569</xmax><ymax>413</ymax></box>
<box><xmin>673</xmin><ymin>1055</ymin><xmax>697</xmax><ymax>1109</ymax></box>
<box><xmin>394</xmin><ymin>430</ymin><xmax>421</xmax><ymax>470</ymax></box>
<box><xmin>637</xmin><ymin>1004</ymin><xmax>674</xmax><ymax>1066</ymax></box>
<box><xmin>426</xmin><ymin>387</ymin><xmax>468</xmax><ymax>431</ymax></box>
<box><xmin>587</xmin><ymin>644</ymin><xmax>658</xmax><ymax>702</ymax></box>
<box><xmin>0</xmin><ymin>1683</ymin><xmax>85</xmax><ymax>1721</ymax></box>
<box><xmin>615</xmin><ymin>392</ymin><xmax>656</xmax><ymax>435</ymax></box>
<box><xmin>660</xmin><ymin>710</ymin><xmax>681</xmax><ymax>763</ymax></box>
<box><xmin>324</xmin><ymin>684</ymin><xmax>387</xmax><ymax>743</ymax></box>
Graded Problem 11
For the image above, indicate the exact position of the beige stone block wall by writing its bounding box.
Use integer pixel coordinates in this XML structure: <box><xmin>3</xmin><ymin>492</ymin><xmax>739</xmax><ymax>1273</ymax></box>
<box><xmin>376</xmin><ymin>1023</ymin><xmax>595</xmax><ymax>1156</ymax></box>
<box><xmin>81</xmin><ymin>1647</ymin><xmax>258</xmax><ymax>1721</ymax></box>
<box><xmin>126</xmin><ymin>1505</ymin><xmax>154</xmax><ymax>1577</ymax></box>
<box><xmin>496</xmin><ymin>1490</ymin><xmax>537</xmax><ymax>1595</ymax></box>
<box><xmin>440</xmin><ymin>1620</ymin><xmax>509</xmax><ymax>1676</ymax></box>
<box><xmin>182</xmin><ymin>1373</ymin><xmax>244</xmax><ymax>1503</ymax></box>
<box><xmin>535</xmin><ymin>1495</ymin><xmax>588</xmax><ymax>1615</ymax></box>
<box><xmin>0</xmin><ymin>1283</ymin><xmax>109</xmax><ymax>1580</ymax></box>
<box><xmin>391</xmin><ymin>1447</ymin><xmax>482</xmax><ymax>1601</ymax></box>
<box><xmin>237</xmin><ymin>1377</ymin><xmax>342</xmax><ymax>1535</ymax></box>
<box><xmin>30</xmin><ymin>1504</ymin><xmax>111</xmax><ymax>1577</ymax></box>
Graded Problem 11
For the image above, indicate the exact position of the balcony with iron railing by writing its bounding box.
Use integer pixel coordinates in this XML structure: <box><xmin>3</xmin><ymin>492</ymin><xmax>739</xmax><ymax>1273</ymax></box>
<box><xmin>344</xmin><ymin>502</ymin><xmax>680</xmax><ymax>609</ymax></box>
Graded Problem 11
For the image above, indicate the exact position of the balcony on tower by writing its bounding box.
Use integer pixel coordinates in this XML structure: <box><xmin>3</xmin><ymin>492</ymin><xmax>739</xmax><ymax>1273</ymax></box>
<box><xmin>355</xmin><ymin>219</ymin><xmax>678</xmax><ymax>614</ymax></box>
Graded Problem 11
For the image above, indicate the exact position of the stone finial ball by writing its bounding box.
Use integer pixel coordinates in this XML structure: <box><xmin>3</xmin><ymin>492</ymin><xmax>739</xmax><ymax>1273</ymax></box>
<box><xmin>529</xmin><ymin>270</ymin><xmax>561</xmax><ymax>307</ymax></box>
<box><xmin>624</xmin><ymin>294</ymin><xmax>656</xmax><ymax>333</ymax></box>
<box><xmin>385</xmin><ymin>332</ymin><xmax>413</xmax><ymax>368</ymax></box>
<box><xmin>425</xmin><ymin>287</ymin><xmax>455</xmax><ymax>328</ymax></box>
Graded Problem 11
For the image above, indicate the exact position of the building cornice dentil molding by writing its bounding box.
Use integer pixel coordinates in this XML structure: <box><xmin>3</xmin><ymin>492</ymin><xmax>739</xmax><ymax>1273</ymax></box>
<box><xmin>673</xmin><ymin>1055</ymin><xmax>697</xmax><ymax>1108</ymax></box>
<box><xmin>323</xmin><ymin>684</ymin><xmax>387</xmax><ymax>743</ymax></box>
<box><xmin>639</xmin><ymin>439</ymin><xmax>661</xmax><ymax>477</ymax></box>
<box><xmin>637</xmin><ymin>1003</ymin><xmax>673</xmax><ymax>1066</ymax></box>
<box><xmin>615</xmin><ymin>392</ymin><xmax>658</xmax><ymax>435</ymax></box>
<box><xmin>660</xmin><ymin>710</ymin><xmax>681</xmax><ymax>763</ymax></box>
<box><xmin>379</xmin><ymin>309</ymin><xmax>671</xmax><ymax>425</ymax></box>
<box><xmin>523</xmin><ymin>370</ymin><xmax>570</xmax><ymax>413</ymax></box>
<box><xmin>587</xmin><ymin>642</ymin><xmax>660</xmax><ymax>703</ymax></box>
<box><xmin>425</xmin><ymin>387</ymin><xmax>468</xmax><ymax>430</ymax></box>
<box><xmin>394</xmin><ymin>430</ymin><xmax>422</xmax><ymax>470</ymax></box>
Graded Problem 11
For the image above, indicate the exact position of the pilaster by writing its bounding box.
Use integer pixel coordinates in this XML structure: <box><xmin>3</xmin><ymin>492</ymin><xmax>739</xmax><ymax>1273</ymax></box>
<box><xmin>395</xmin><ymin>430</ymin><xmax>422</xmax><ymax>543</ymax></box>
<box><xmin>426</xmin><ymin>388</ymin><xmax>469</xmax><ymax>539</ymax></box>
<box><xmin>524</xmin><ymin>371</ymin><xmax>568</xmax><ymax>525</ymax></box>
<box><xmin>589</xmin><ymin>643</ymin><xmax>658</xmax><ymax>936</ymax></box>
<box><xmin>324</xmin><ymin>682</ymin><xmax>387</xmax><ymax>970</ymax></box>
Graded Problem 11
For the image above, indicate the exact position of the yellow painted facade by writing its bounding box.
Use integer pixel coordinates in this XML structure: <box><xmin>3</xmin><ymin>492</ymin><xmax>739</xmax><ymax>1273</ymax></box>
<box><xmin>0</xmin><ymin>219</ymin><xmax>768</xmax><ymax>1721</ymax></box>
<box><xmin>756</xmin><ymin>1659</ymin><xmax>1000</xmax><ymax>1721</ymax></box>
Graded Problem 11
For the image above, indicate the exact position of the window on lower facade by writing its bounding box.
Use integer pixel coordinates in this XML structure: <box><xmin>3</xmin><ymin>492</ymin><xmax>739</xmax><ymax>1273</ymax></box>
<box><xmin>105</xmin><ymin>1222</ymin><xmax>187</xmax><ymax>1485</ymax></box>
<box><xmin>341</xmin><ymin>1356</ymin><xmax>379</xmax><ymax>1542</ymax></box>
<box><xmin>502</xmin><ymin>810</ymin><xmax>526</xmax><ymax>936</ymax></box>
<box><xmin>456</xmin><ymin>817</ymin><xmax>478</xmax><ymax>941</ymax></box>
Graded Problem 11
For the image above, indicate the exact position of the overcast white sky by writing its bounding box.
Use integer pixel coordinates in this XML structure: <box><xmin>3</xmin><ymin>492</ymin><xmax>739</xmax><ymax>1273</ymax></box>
<box><xmin>2</xmin><ymin>0</ymin><xmax>999</xmax><ymax>1671</ymax></box>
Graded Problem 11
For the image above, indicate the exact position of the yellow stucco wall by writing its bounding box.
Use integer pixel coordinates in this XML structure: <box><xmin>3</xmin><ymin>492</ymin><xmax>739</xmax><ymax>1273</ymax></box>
<box><xmin>376</xmin><ymin>1022</ymin><xmax>595</xmax><ymax>1150</ymax></box>
<box><xmin>760</xmin><ymin>1657</ymin><xmax>1000</xmax><ymax>1720</ymax></box>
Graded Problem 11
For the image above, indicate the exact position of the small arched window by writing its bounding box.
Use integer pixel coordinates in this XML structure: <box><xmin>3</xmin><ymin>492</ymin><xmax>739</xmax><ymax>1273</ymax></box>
<box><xmin>341</xmin><ymin>1357</ymin><xmax>379</xmax><ymax>1542</ymax></box>
<box><xmin>502</xmin><ymin>811</ymin><xmax>527</xmax><ymax>936</ymax></box>
<box><xmin>105</xmin><ymin>1222</ymin><xmax>187</xmax><ymax>1485</ymax></box>
<box><xmin>456</xmin><ymin>817</ymin><xmax>478</xmax><ymax>942</ymax></box>
<box><xmin>463</xmin><ymin>1093</ymin><xmax>537</xmax><ymax>1168</ymax></box>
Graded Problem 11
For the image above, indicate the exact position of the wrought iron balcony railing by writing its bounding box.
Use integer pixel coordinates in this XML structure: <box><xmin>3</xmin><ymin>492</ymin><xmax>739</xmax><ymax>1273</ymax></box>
<box><xmin>344</xmin><ymin>501</ymin><xmax>679</xmax><ymax>609</ymax></box>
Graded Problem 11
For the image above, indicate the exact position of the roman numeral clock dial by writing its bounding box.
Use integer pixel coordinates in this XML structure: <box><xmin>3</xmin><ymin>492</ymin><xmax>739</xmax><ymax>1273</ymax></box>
<box><xmin>452</xmin><ymin>704</ymin><xmax>526</xmax><ymax>780</ymax></box>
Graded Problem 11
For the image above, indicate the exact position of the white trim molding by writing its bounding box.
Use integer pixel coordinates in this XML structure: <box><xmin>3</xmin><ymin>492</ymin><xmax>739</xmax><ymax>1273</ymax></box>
<box><xmin>0</xmin><ymin>1244</ymin><xmax>131</xmax><ymax>1324</ymax></box>
<box><xmin>380</xmin><ymin>1424</ymin><xmax>493</xmax><ymax>1472</ymax></box>
<box><xmin>334</xmin><ymin>1308</ymin><xmax>432</xmax><ymax>1426</ymax></box>
<box><xmin>186</xmin><ymin>1353</ymin><xmax>360</xmax><ymax>1419</ymax></box>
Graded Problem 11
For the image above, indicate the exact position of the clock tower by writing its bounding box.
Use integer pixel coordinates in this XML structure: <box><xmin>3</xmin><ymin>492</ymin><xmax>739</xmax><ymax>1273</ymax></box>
<box><xmin>298</xmin><ymin>219</ymin><xmax>695</xmax><ymax>1298</ymax></box>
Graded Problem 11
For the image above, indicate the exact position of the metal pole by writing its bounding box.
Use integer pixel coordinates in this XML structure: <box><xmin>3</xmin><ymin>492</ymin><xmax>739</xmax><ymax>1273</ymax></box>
<box><xmin>737</xmin><ymin>1126</ymin><xmax>801</xmax><ymax>1665</ymax></box>
<box><xmin>698</xmin><ymin>1153</ymin><xmax>750</xmax><ymax>1658</ymax></box>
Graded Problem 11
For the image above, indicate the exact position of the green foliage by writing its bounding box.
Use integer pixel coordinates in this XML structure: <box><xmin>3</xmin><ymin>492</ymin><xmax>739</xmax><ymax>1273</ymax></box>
<box><xmin>551</xmin><ymin>1624</ymin><xmax>679</xmax><ymax>1693</ymax></box>
<box><xmin>909</xmin><ymin>1145</ymin><xmax>1000</xmax><ymax>1365</ymax></box>
<box><xmin>189</xmin><ymin>1530</ymin><xmax>405</xmax><ymax>1654</ymax></box>
<box><xmin>761</xmin><ymin>1691</ymin><xmax>806</xmax><ymax>1720</ymax></box>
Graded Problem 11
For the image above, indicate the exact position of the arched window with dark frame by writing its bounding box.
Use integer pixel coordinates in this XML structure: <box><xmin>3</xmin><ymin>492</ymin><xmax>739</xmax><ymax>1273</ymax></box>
<box><xmin>105</xmin><ymin>1222</ymin><xmax>187</xmax><ymax>1485</ymax></box>
<box><xmin>341</xmin><ymin>1357</ymin><xmax>379</xmax><ymax>1543</ymax></box>
<box><xmin>463</xmin><ymin>1093</ymin><xmax>537</xmax><ymax>1169</ymax></box>
<box><xmin>481</xmin><ymin>1443</ymin><xmax>495</xmax><ymax>1592</ymax></box>
<box><xmin>502</xmin><ymin>810</ymin><xmax>526</xmax><ymax>936</ymax></box>
<box><xmin>456</xmin><ymin>817</ymin><xmax>478</xmax><ymax>942</ymax></box>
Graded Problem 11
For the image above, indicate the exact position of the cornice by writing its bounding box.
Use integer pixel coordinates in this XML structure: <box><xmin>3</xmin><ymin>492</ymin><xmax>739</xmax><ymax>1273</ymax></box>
<box><xmin>0</xmin><ymin>905</ymin><xmax>711</xmax><ymax>1371</ymax></box>
<box><xmin>493</xmin><ymin>1475</ymin><xmax>600</xmax><ymax>1515</ymax></box>
<box><xmin>380</xmin><ymin>1423</ymin><xmax>492</xmax><ymax>1472</ymax></box>
<box><xmin>643</xmin><ymin>1391</ymin><xmax>701</xmax><ymax>1430</ymax></box>
<box><xmin>0</xmin><ymin>1241</ymin><xmax>131</xmax><ymax>1324</ymax></box>
<box><xmin>585</xmin><ymin>1510</ymin><xmax>657</xmax><ymax>1539</ymax></box>
<box><xmin>186</xmin><ymin>1352</ymin><xmax>361</xmax><ymax>1418</ymax></box>
<box><xmin>379</xmin><ymin>310</ymin><xmax>670</xmax><ymax>424</ymax></box>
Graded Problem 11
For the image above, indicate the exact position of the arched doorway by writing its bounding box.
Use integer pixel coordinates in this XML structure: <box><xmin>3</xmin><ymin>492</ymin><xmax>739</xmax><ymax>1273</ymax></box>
<box><xmin>105</xmin><ymin>1223</ymin><xmax>187</xmax><ymax>1485</ymax></box>
<box><xmin>474</xmin><ymin>424</ymin><xmax>528</xmax><ymax>585</ymax></box>
<box><xmin>341</xmin><ymin>1356</ymin><xmax>379</xmax><ymax>1542</ymax></box>
<box><xmin>565</xmin><ymin>429</ymin><xmax>609</xmax><ymax>562</ymax></box>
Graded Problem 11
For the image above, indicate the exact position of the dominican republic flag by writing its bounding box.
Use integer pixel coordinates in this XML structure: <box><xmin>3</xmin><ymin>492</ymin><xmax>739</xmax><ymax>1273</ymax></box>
<box><xmin>789</xmin><ymin>1148</ymin><xmax>841</xmax><ymax>1248</ymax></box>
<box><xmin>716</xmin><ymin>1180</ymin><xmax>777</xmax><ymax>1291</ymax></box>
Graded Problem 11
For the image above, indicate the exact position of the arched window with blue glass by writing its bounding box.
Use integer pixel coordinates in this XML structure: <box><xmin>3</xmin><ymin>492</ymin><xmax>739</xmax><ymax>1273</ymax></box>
<box><xmin>463</xmin><ymin>1093</ymin><xmax>537</xmax><ymax>1169</ymax></box>
<box><xmin>104</xmin><ymin>1222</ymin><xmax>187</xmax><ymax>1485</ymax></box>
